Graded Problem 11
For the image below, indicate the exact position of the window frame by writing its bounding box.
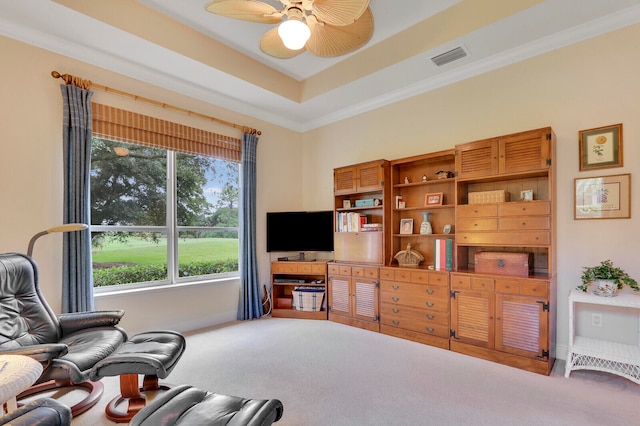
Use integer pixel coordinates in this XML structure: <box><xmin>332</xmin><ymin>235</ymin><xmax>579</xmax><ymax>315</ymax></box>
<box><xmin>92</xmin><ymin>149</ymin><xmax>240</xmax><ymax>293</ymax></box>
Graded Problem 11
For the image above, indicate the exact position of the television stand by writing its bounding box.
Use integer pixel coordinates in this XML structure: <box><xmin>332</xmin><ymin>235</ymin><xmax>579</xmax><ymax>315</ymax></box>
<box><xmin>270</xmin><ymin>260</ymin><xmax>327</xmax><ymax>320</ymax></box>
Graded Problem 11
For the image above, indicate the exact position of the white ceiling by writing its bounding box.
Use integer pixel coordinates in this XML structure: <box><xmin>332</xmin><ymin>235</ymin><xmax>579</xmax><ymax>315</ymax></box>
<box><xmin>1</xmin><ymin>0</ymin><xmax>640</xmax><ymax>132</ymax></box>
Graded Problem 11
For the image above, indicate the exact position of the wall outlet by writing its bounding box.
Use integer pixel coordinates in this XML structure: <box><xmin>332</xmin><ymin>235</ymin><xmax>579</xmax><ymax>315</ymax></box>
<box><xmin>592</xmin><ymin>313</ymin><xmax>602</xmax><ymax>327</ymax></box>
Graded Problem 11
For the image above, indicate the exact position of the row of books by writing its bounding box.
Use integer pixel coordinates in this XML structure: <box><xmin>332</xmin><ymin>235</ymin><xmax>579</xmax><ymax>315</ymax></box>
<box><xmin>434</xmin><ymin>238</ymin><xmax>454</xmax><ymax>271</ymax></box>
<box><xmin>335</xmin><ymin>212</ymin><xmax>382</xmax><ymax>232</ymax></box>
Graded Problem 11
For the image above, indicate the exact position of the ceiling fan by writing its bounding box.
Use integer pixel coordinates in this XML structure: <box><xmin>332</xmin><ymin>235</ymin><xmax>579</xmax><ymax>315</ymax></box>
<box><xmin>205</xmin><ymin>0</ymin><xmax>373</xmax><ymax>59</ymax></box>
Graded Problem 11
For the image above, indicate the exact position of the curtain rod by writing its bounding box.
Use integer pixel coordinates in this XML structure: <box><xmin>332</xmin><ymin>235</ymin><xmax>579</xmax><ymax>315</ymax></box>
<box><xmin>51</xmin><ymin>71</ymin><xmax>261</xmax><ymax>135</ymax></box>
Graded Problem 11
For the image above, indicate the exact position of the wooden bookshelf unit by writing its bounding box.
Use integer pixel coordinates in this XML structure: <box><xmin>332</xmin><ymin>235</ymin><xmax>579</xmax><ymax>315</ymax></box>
<box><xmin>271</xmin><ymin>261</ymin><xmax>328</xmax><ymax>320</ymax></box>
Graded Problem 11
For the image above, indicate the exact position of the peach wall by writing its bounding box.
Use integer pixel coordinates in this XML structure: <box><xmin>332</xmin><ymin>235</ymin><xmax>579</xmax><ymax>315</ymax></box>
<box><xmin>303</xmin><ymin>23</ymin><xmax>640</xmax><ymax>358</ymax></box>
<box><xmin>0</xmin><ymin>35</ymin><xmax>302</xmax><ymax>334</ymax></box>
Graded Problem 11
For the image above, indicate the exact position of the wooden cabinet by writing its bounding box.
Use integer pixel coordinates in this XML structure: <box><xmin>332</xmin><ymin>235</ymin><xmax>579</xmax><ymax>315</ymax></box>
<box><xmin>334</xmin><ymin>160</ymin><xmax>386</xmax><ymax>195</ymax></box>
<box><xmin>379</xmin><ymin>267</ymin><xmax>450</xmax><ymax>349</ymax></box>
<box><xmin>455</xmin><ymin>128</ymin><xmax>552</xmax><ymax>179</ymax></box>
<box><xmin>389</xmin><ymin>150</ymin><xmax>456</xmax><ymax>268</ymax></box>
<box><xmin>271</xmin><ymin>261</ymin><xmax>327</xmax><ymax>320</ymax></box>
<box><xmin>333</xmin><ymin>159</ymin><xmax>391</xmax><ymax>264</ymax></box>
<box><xmin>327</xmin><ymin>263</ymin><xmax>379</xmax><ymax>332</ymax></box>
<box><xmin>450</xmin><ymin>272</ymin><xmax>553</xmax><ymax>374</ymax></box>
<box><xmin>452</xmin><ymin>126</ymin><xmax>556</xmax><ymax>375</ymax></box>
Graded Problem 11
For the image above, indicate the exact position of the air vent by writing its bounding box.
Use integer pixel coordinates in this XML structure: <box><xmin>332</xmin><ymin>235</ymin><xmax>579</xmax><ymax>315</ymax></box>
<box><xmin>431</xmin><ymin>46</ymin><xmax>467</xmax><ymax>67</ymax></box>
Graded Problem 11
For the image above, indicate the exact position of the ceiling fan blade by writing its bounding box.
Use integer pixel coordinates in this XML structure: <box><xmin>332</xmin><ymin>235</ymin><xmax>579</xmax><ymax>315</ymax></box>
<box><xmin>205</xmin><ymin>0</ymin><xmax>282</xmax><ymax>24</ymax></box>
<box><xmin>306</xmin><ymin>7</ymin><xmax>373</xmax><ymax>57</ymax></box>
<box><xmin>260</xmin><ymin>27</ymin><xmax>305</xmax><ymax>59</ymax></box>
<box><xmin>311</xmin><ymin>0</ymin><xmax>370</xmax><ymax>26</ymax></box>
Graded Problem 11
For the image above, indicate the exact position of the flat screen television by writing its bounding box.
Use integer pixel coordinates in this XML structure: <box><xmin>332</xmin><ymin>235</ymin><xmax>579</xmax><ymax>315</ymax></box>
<box><xmin>266</xmin><ymin>211</ymin><xmax>334</xmax><ymax>253</ymax></box>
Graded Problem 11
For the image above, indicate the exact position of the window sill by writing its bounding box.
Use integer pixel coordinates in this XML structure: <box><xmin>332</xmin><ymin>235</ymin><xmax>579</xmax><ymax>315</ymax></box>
<box><xmin>94</xmin><ymin>274</ymin><xmax>240</xmax><ymax>298</ymax></box>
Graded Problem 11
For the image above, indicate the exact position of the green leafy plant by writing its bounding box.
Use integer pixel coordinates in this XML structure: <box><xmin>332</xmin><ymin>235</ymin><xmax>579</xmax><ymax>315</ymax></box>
<box><xmin>578</xmin><ymin>259</ymin><xmax>639</xmax><ymax>292</ymax></box>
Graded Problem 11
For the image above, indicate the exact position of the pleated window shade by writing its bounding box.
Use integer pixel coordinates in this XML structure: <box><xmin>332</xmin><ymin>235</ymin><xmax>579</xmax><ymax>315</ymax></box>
<box><xmin>92</xmin><ymin>103</ymin><xmax>241</xmax><ymax>162</ymax></box>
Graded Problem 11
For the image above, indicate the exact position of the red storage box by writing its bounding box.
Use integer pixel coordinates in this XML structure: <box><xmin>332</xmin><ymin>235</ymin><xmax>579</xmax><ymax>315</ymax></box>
<box><xmin>474</xmin><ymin>252</ymin><xmax>533</xmax><ymax>277</ymax></box>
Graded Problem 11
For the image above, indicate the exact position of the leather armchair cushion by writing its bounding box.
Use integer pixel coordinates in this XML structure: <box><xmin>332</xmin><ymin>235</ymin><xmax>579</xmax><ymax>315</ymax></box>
<box><xmin>129</xmin><ymin>385</ymin><xmax>284</xmax><ymax>426</ymax></box>
<box><xmin>57</xmin><ymin>310</ymin><xmax>125</xmax><ymax>337</ymax></box>
<box><xmin>0</xmin><ymin>398</ymin><xmax>71</xmax><ymax>426</ymax></box>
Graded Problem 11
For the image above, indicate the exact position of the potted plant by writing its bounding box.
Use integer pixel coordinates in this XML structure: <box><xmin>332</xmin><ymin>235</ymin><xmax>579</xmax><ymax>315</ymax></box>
<box><xmin>578</xmin><ymin>259</ymin><xmax>639</xmax><ymax>296</ymax></box>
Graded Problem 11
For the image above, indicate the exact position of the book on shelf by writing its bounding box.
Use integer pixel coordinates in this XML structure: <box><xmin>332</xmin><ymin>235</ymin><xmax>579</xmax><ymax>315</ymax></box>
<box><xmin>336</xmin><ymin>212</ymin><xmax>370</xmax><ymax>232</ymax></box>
<box><xmin>434</xmin><ymin>238</ymin><xmax>453</xmax><ymax>271</ymax></box>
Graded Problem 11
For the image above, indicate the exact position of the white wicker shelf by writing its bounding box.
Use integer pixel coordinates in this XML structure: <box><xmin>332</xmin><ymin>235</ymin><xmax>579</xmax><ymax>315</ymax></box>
<box><xmin>565</xmin><ymin>289</ymin><xmax>640</xmax><ymax>384</ymax></box>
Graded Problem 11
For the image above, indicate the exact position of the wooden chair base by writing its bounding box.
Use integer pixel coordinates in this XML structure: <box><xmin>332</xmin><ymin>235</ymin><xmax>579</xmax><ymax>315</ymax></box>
<box><xmin>17</xmin><ymin>379</ymin><xmax>103</xmax><ymax>416</ymax></box>
<box><xmin>105</xmin><ymin>373</ymin><xmax>171</xmax><ymax>423</ymax></box>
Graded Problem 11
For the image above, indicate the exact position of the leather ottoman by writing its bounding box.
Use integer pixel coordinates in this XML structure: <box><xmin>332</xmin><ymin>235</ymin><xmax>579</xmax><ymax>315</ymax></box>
<box><xmin>90</xmin><ymin>330</ymin><xmax>186</xmax><ymax>423</ymax></box>
<box><xmin>129</xmin><ymin>384</ymin><xmax>284</xmax><ymax>426</ymax></box>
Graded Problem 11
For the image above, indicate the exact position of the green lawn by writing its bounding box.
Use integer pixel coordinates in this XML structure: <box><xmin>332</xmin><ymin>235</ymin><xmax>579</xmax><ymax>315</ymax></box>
<box><xmin>92</xmin><ymin>237</ymin><xmax>238</xmax><ymax>266</ymax></box>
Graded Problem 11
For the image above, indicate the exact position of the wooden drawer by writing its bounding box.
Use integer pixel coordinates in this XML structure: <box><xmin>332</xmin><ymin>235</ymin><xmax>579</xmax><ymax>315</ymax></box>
<box><xmin>381</xmin><ymin>282</ymin><xmax>449</xmax><ymax>299</ymax></box>
<box><xmin>328</xmin><ymin>264</ymin><xmax>355</xmax><ymax>276</ymax></box>
<box><xmin>380</xmin><ymin>304</ymin><xmax>449</xmax><ymax>326</ymax></box>
<box><xmin>380</xmin><ymin>312</ymin><xmax>449</xmax><ymax>338</ymax></box>
<box><xmin>520</xmin><ymin>281</ymin><xmax>548</xmax><ymax>297</ymax></box>
<box><xmin>311</xmin><ymin>263</ymin><xmax>326</xmax><ymax>274</ymax></box>
<box><xmin>457</xmin><ymin>204</ymin><xmax>498</xmax><ymax>218</ymax></box>
<box><xmin>471</xmin><ymin>277</ymin><xmax>494</xmax><ymax>292</ymax></box>
<box><xmin>351</xmin><ymin>266</ymin><xmax>378</xmax><ymax>279</ymax></box>
<box><xmin>495</xmin><ymin>279</ymin><xmax>520</xmax><ymax>294</ymax></box>
<box><xmin>451</xmin><ymin>274</ymin><xmax>471</xmax><ymax>290</ymax></box>
<box><xmin>428</xmin><ymin>271</ymin><xmax>448</xmax><ymax>286</ymax></box>
<box><xmin>495</xmin><ymin>278</ymin><xmax>549</xmax><ymax>297</ymax></box>
<box><xmin>456</xmin><ymin>218</ymin><xmax>498</xmax><ymax>231</ymax></box>
<box><xmin>499</xmin><ymin>216</ymin><xmax>550</xmax><ymax>231</ymax></box>
<box><xmin>457</xmin><ymin>231</ymin><xmax>550</xmax><ymax>245</ymax></box>
<box><xmin>498</xmin><ymin>201</ymin><xmax>550</xmax><ymax>216</ymax></box>
<box><xmin>272</xmin><ymin>262</ymin><xmax>297</xmax><ymax>273</ymax></box>
<box><xmin>410</xmin><ymin>270</ymin><xmax>429</xmax><ymax>284</ymax></box>
<box><xmin>380</xmin><ymin>268</ymin><xmax>395</xmax><ymax>280</ymax></box>
<box><xmin>379</xmin><ymin>292</ymin><xmax>449</xmax><ymax>312</ymax></box>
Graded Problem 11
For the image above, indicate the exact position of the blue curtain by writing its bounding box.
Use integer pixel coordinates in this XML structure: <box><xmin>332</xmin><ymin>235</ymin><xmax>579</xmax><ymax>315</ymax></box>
<box><xmin>60</xmin><ymin>84</ymin><xmax>94</xmax><ymax>313</ymax></box>
<box><xmin>238</xmin><ymin>132</ymin><xmax>263</xmax><ymax>320</ymax></box>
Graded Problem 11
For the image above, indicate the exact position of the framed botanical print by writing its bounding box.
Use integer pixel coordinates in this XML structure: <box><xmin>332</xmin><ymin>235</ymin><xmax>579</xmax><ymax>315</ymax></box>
<box><xmin>579</xmin><ymin>123</ymin><xmax>623</xmax><ymax>171</ymax></box>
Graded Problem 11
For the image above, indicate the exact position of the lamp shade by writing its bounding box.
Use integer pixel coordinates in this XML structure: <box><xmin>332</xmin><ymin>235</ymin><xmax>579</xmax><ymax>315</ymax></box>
<box><xmin>278</xmin><ymin>18</ymin><xmax>310</xmax><ymax>50</ymax></box>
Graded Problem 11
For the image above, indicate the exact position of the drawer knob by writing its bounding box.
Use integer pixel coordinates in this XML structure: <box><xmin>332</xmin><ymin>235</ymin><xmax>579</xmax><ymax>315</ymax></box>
<box><xmin>426</xmin><ymin>327</ymin><xmax>435</xmax><ymax>333</ymax></box>
<box><xmin>392</xmin><ymin>285</ymin><xmax>399</xmax><ymax>290</ymax></box>
<box><xmin>426</xmin><ymin>289</ymin><xmax>434</xmax><ymax>295</ymax></box>
<box><xmin>426</xmin><ymin>302</ymin><xmax>434</xmax><ymax>308</ymax></box>
<box><xmin>392</xmin><ymin>308</ymin><xmax>400</xmax><ymax>313</ymax></box>
<box><xmin>426</xmin><ymin>314</ymin><xmax>435</xmax><ymax>320</ymax></box>
<box><xmin>393</xmin><ymin>320</ymin><xmax>400</xmax><ymax>326</ymax></box>
<box><xmin>392</xmin><ymin>297</ymin><xmax>399</xmax><ymax>302</ymax></box>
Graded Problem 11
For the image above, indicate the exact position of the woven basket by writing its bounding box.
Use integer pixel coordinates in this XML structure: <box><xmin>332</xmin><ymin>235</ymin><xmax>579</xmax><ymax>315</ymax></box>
<box><xmin>393</xmin><ymin>243</ymin><xmax>424</xmax><ymax>267</ymax></box>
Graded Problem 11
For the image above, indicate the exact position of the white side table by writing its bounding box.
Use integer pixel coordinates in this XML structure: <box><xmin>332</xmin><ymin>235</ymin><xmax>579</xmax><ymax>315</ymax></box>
<box><xmin>0</xmin><ymin>354</ymin><xmax>43</xmax><ymax>413</ymax></box>
<box><xmin>565</xmin><ymin>289</ymin><xmax>640</xmax><ymax>384</ymax></box>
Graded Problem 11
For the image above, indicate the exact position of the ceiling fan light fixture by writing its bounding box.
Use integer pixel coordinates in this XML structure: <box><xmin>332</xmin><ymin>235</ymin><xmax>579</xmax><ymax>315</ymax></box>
<box><xmin>278</xmin><ymin>11</ymin><xmax>310</xmax><ymax>50</ymax></box>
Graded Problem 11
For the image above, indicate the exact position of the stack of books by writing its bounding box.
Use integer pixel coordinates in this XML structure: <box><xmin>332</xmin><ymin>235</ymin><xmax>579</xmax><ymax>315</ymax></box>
<box><xmin>360</xmin><ymin>223</ymin><xmax>382</xmax><ymax>232</ymax></box>
<box><xmin>434</xmin><ymin>239</ymin><xmax>454</xmax><ymax>271</ymax></box>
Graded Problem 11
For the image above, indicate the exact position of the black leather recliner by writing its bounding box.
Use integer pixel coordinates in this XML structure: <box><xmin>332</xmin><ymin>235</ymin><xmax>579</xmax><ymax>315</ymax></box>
<box><xmin>0</xmin><ymin>253</ymin><xmax>127</xmax><ymax>415</ymax></box>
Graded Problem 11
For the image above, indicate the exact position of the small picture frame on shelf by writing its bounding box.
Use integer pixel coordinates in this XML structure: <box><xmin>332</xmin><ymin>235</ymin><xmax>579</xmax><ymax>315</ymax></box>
<box><xmin>400</xmin><ymin>218</ymin><xmax>413</xmax><ymax>234</ymax></box>
<box><xmin>398</xmin><ymin>200</ymin><xmax>406</xmax><ymax>209</ymax></box>
<box><xmin>520</xmin><ymin>190</ymin><xmax>534</xmax><ymax>201</ymax></box>
<box><xmin>343</xmin><ymin>200</ymin><xmax>351</xmax><ymax>208</ymax></box>
<box><xmin>425</xmin><ymin>192</ymin><xmax>443</xmax><ymax>206</ymax></box>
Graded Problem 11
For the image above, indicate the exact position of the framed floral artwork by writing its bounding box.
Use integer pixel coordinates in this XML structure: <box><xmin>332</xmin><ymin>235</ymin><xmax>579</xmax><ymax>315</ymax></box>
<box><xmin>574</xmin><ymin>173</ymin><xmax>630</xmax><ymax>219</ymax></box>
<box><xmin>578</xmin><ymin>123</ymin><xmax>623</xmax><ymax>171</ymax></box>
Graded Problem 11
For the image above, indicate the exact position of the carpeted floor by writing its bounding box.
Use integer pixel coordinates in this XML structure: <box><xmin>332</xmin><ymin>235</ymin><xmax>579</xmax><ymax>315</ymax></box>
<box><xmin>64</xmin><ymin>317</ymin><xmax>639</xmax><ymax>425</ymax></box>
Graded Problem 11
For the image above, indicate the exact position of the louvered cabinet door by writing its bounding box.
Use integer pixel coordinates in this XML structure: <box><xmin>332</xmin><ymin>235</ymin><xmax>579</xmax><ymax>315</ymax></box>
<box><xmin>450</xmin><ymin>290</ymin><xmax>494</xmax><ymax>349</ymax></box>
<box><xmin>334</xmin><ymin>166</ymin><xmax>357</xmax><ymax>195</ymax></box>
<box><xmin>455</xmin><ymin>138</ymin><xmax>499</xmax><ymax>179</ymax></box>
<box><xmin>356</xmin><ymin>160</ymin><xmax>385</xmax><ymax>192</ymax></box>
<box><xmin>328</xmin><ymin>276</ymin><xmax>351</xmax><ymax>316</ymax></box>
<box><xmin>498</xmin><ymin>128</ymin><xmax>551</xmax><ymax>174</ymax></box>
<box><xmin>352</xmin><ymin>278</ymin><xmax>379</xmax><ymax>323</ymax></box>
<box><xmin>495</xmin><ymin>294</ymin><xmax>549</xmax><ymax>360</ymax></box>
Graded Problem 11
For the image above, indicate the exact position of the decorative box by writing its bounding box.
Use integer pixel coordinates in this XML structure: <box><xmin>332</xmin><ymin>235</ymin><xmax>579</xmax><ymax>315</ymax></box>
<box><xmin>468</xmin><ymin>190</ymin><xmax>510</xmax><ymax>204</ymax></box>
<box><xmin>474</xmin><ymin>252</ymin><xmax>533</xmax><ymax>277</ymax></box>
<box><xmin>292</xmin><ymin>287</ymin><xmax>325</xmax><ymax>312</ymax></box>
<box><xmin>355</xmin><ymin>198</ymin><xmax>381</xmax><ymax>207</ymax></box>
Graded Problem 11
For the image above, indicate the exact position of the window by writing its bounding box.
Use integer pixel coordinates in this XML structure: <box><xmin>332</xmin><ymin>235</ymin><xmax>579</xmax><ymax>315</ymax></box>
<box><xmin>89</xmin><ymin>104</ymin><xmax>241</xmax><ymax>290</ymax></box>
